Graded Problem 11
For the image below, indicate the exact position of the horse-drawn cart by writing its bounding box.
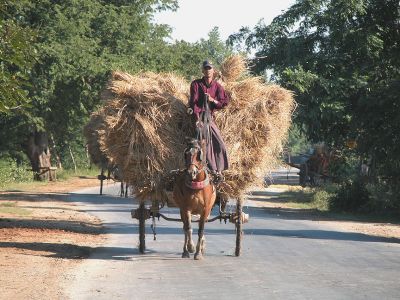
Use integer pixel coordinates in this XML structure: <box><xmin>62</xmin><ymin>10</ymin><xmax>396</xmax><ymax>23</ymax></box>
<box><xmin>285</xmin><ymin>147</ymin><xmax>332</xmax><ymax>187</ymax></box>
<box><xmin>84</xmin><ymin>57</ymin><xmax>294</xmax><ymax>260</ymax></box>
<box><xmin>130</xmin><ymin>138</ymin><xmax>249</xmax><ymax>259</ymax></box>
<box><xmin>131</xmin><ymin>193</ymin><xmax>248</xmax><ymax>257</ymax></box>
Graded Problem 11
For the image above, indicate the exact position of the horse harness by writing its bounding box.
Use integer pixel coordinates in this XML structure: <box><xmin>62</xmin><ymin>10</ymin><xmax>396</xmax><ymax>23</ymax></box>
<box><xmin>184</xmin><ymin>141</ymin><xmax>212</xmax><ymax>190</ymax></box>
<box><xmin>185</xmin><ymin>89</ymin><xmax>215</xmax><ymax>190</ymax></box>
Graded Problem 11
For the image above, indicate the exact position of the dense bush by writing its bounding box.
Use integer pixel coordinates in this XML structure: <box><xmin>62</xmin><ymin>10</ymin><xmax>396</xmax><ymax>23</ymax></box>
<box><xmin>328</xmin><ymin>152</ymin><xmax>359</xmax><ymax>183</ymax></box>
<box><xmin>0</xmin><ymin>157</ymin><xmax>33</xmax><ymax>188</ymax></box>
<box><xmin>311</xmin><ymin>185</ymin><xmax>338</xmax><ymax>211</ymax></box>
<box><xmin>365</xmin><ymin>182</ymin><xmax>400</xmax><ymax>214</ymax></box>
<box><xmin>329</xmin><ymin>179</ymin><xmax>371</xmax><ymax>212</ymax></box>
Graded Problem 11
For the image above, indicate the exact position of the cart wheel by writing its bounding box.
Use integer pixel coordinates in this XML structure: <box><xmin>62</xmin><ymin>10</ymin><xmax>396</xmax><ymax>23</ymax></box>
<box><xmin>138</xmin><ymin>202</ymin><xmax>146</xmax><ymax>254</ymax></box>
<box><xmin>235</xmin><ymin>201</ymin><xmax>242</xmax><ymax>257</ymax></box>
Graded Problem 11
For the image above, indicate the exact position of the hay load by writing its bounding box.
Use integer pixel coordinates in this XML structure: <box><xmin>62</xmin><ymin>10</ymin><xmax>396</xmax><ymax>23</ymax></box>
<box><xmin>98</xmin><ymin>72</ymin><xmax>194</xmax><ymax>201</ymax></box>
<box><xmin>83</xmin><ymin>107</ymin><xmax>112</xmax><ymax>169</ymax></box>
<box><xmin>93</xmin><ymin>55</ymin><xmax>295</xmax><ymax>201</ymax></box>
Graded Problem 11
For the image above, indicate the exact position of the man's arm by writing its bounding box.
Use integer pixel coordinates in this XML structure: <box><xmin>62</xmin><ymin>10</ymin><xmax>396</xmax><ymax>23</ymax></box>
<box><xmin>209</xmin><ymin>83</ymin><xmax>229</xmax><ymax>109</ymax></box>
<box><xmin>189</xmin><ymin>81</ymin><xmax>201</xmax><ymax>120</ymax></box>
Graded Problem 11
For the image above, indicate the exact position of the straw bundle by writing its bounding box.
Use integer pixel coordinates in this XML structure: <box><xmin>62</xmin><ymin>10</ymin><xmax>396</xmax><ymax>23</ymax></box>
<box><xmin>93</xmin><ymin>55</ymin><xmax>295</xmax><ymax>201</ymax></box>
<box><xmin>97</xmin><ymin>72</ymin><xmax>194</xmax><ymax>201</ymax></box>
<box><xmin>215</xmin><ymin>81</ymin><xmax>295</xmax><ymax>197</ymax></box>
<box><xmin>83</xmin><ymin>108</ymin><xmax>112</xmax><ymax>168</ymax></box>
<box><xmin>219</xmin><ymin>55</ymin><xmax>248</xmax><ymax>82</ymax></box>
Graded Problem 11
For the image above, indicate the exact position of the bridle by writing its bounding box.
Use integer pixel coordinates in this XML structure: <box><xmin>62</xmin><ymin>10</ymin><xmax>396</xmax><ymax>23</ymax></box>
<box><xmin>185</xmin><ymin>143</ymin><xmax>204</xmax><ymax>174</ymax></box>
<box><xmin>184</xmin><ymin>140</ymin><xmax>210</xmax><ymax>189</ymax></box>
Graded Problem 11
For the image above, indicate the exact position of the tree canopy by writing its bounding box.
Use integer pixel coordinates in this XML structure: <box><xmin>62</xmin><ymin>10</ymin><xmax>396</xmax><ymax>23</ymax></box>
<box><xmin>0</xmin><ymin>0</ymin><xmax>37</xmax><ymax>113</ymax></box>
<box><xmin>229</xmin><ymin>0</ymin><xmax>400</xmax><ymax>189</ymax></box>
<box><xmin>0</xmin><ymin>0</ymin><xmax>232</xmax><ymax>169</ymax></box>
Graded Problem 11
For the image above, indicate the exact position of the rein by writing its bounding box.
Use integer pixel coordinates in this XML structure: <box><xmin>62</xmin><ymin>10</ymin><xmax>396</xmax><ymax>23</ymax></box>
<box><xmin>186</xmin><ymin>92</ymin><xmax>213</xmax><ymax>190</ymax></box>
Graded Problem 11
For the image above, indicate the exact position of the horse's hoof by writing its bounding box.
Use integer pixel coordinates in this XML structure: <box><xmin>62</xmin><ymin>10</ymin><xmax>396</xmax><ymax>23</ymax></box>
<box><xmin>182</xmin><ymin>251</ymin><xmax>190</xmax><ymax>258</ymax></box>
<box><xmin>188</xmin><ymin>243</ymin><xmax>195</xmax><ymax>253</ymax></box>
<box><xmin>194</xmin><ymin>253</ymin><xmax>203</xmax><ymax>260</ymax></box>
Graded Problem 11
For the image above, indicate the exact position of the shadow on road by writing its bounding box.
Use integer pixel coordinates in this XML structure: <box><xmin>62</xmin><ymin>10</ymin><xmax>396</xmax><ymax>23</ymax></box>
<box><xmin>0</xmin><ymin>192</ymin><xmax>69</xmax><ymax>202</ymax></box>
<box><xmin>0</xmin><ymin>241</ymin><xmax>138</xmax><ymax>260</ymax></box>
<box><xmin>1</xmin><ymin>224</ymin><xmax>398</xmax><ymax>262</ymax></box>
<box><xmin>0</xmin><ymin>218</ymin><xmax>102</xmax><ymax>234</ymax></box>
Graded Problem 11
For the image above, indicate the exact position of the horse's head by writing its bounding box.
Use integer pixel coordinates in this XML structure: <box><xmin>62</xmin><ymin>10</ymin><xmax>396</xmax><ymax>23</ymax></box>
<box><xmin>184</xmin><ymin>138</ymin><xmax>205</xmax><ymax>180</ymax></box>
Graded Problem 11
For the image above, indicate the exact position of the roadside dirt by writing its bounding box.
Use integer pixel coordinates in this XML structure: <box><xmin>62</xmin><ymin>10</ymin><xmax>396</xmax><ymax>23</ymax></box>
<box><xmin>0</xmin><ymin>176</ymin><xmax>104</xmax><ymax>300</ymax></box>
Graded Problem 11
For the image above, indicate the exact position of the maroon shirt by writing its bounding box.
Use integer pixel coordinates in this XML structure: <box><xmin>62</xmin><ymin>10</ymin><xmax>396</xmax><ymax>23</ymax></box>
<box><xmin>189</xmin><ymin>77</ymin><xmax>229</xmax><ymax>120</ymax></box>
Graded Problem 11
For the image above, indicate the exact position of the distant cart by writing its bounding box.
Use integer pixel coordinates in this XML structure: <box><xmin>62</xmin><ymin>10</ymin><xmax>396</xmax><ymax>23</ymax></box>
<box><xmin>285</xmin><ymin>151</ymin><xmax>330</xmax><ymax>187</ymax></box>
<box><xmin>97</xmin><ymin>166</ymin><xmax>128</xmax><ymax>197</ymax></box>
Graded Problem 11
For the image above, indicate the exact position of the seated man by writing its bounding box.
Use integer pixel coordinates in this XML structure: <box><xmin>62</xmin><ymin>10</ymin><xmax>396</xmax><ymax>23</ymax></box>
<box><xmin>188</xmin><ymin>60</ymin><xmax>229</xmax><ymax>179</ymax></box>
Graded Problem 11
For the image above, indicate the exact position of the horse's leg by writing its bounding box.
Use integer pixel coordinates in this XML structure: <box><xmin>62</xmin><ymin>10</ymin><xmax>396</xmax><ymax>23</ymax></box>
<box><xmin>187</xmin><ymin>213</ymin><xmax>195</xmax><ymax>253</ymax></box>
<box><xmin>194</xmin><ymin>217</ymin><xmax>205</xmax><ymax>260</ymax></box>
<box><xmin>181</xmin><ymin>210</ymin><xmax>191</xmax><ymax>258</ymax></box>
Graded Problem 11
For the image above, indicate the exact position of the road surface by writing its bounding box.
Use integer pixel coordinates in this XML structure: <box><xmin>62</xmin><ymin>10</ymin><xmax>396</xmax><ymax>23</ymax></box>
<box><xmin>65</xmin><ymin>172</ymin><xmax>400</xmax><ymax>300</ymax></box>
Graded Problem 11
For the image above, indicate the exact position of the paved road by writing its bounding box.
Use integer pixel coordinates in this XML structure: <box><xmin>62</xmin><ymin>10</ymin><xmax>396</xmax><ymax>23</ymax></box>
<box><xmin>65</xmin><ymin>174</ymin><xmax>400</xmax><ymax>300</ymax></box>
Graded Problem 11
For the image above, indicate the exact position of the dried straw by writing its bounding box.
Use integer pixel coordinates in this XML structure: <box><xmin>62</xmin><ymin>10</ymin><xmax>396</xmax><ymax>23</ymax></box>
<box><xmin>220</xmin><ymin>55</ymin><xmax>248</xmax><ymax>82</ymax></box>
<box><xmin>88</xmin><ymin>55</ymin><xmax>295</xmax><ymax>201</ymax></box>
<box><xmin>83</xmin><ymin>108</ymin><xmax>113</xmax><ymax>169</ymax></box>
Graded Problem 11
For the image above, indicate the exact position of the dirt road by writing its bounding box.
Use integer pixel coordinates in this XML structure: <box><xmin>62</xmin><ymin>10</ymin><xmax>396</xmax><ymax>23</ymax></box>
<box><xmin>2</xmin><ymin>172</ymin><xmax>400</xmax><ymax>299</ymax></box>
<box><xmin>65</xmin><ymin>184</ymin><xmax>400</xmax><ymax>300</ymax></box>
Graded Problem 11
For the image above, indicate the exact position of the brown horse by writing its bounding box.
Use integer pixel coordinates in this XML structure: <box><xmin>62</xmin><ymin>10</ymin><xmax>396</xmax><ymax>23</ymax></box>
<box><xmin>172</xmin><ymin>138</ymin><xmax>216</xmax><ymax>260</ymax></box>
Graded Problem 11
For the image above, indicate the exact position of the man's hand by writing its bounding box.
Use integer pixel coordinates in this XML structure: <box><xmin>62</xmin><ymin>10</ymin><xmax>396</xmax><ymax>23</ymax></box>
<box><xmin>196</xmin><ymin>120</ymin><xmax>204</xmax><ymax>128</ymax></box>
<box><xmin>205</xmin><ymin>93</ymin><xmax>218</xmax><ymax>104</ymax></box>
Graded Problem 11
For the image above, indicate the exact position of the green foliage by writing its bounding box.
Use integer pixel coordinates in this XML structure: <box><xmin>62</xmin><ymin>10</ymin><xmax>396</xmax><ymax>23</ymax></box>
<box><xmin>1</xmin><ymin>0</ymin><xmax>180</xmax><ymax>144</ymax></box>
<box><xmin>310</xmin><ymin>184</ymin><xmax>339</xmax><ymax>211</ymax></box>
<box><xmin>163</xmin><ymin>27</ymin><xmax>233</xmax><ymax>80</ymax></box>
<box><xmin>366</xmin><ymin>182</ymin><xmax>400</xmax><ymax>214</ymax></box>
<box><xmin>329</xmin><ymin>179</ymin><xmax>371</xmax><ymax>212</ymax></box>
<box><xmin>0</xmin><ymin>202</ymin><xmax>31</xmax><ymax>216</ymax></box>
<box><xmin>199</xmin><ymin>27</ymin><xmax>233</xmax><ymax>66</ymax></box>
<box><xmin>230</xmin><ymin>0</ymin><xmax>400</xmax><ymax>209</ymax></box>
<box><xmin>285</xmin><ymin>123</ymin><xmax>311</xmax><ymax>155</ymax></box>
<box><xmin>0</xmin><ymin>0</ymin><xmax>37</xmax><ymax>113</ymax></box>
<box><xmin>327</xmin><ymin>151</ymin><xmax>359</xmax><ymax>182</ymax></box>
<box><xmin>0</xmin><ymin>157</ymin><xmax>33</xmax><ymax>188</ymax></box>
<box><xmin>1</xmin><ymin>1</ymin><xmax>233</xmax><ymax>171</ymax></box>
<box><xmin>56</xmin><ymin>167</ymin><xmax>99</xmax><ymax>181</ymax></box>
<box><xmin>283</xmin><ymin>185</ymin><xmax>334</xmax><ymax>211</ymax></box>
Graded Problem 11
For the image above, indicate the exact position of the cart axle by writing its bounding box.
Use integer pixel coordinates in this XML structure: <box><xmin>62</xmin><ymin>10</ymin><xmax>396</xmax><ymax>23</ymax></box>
<box><xmin>131</xmin><ymin>208</ymin><xmax>249</xmax><ymax>224</ymax></box>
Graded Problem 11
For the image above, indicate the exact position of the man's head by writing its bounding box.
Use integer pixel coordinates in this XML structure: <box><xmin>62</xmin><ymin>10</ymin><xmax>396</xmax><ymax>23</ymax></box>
<box><xmin>202</xmin><ymin>60</ymin><xmax>214</xmax><ymax>79</ymax></box>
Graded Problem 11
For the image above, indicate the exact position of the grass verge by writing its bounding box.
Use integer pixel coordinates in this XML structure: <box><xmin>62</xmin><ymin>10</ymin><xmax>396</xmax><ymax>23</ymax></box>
<box><xmin>0</xmin><ymin>168</ymin><xmax>100</xmax><ymax>192</ymax></box>
<box><xmin>0</xmin><ymin>202</ymin><xmax>32</xmax><ymax>216</ymax></box>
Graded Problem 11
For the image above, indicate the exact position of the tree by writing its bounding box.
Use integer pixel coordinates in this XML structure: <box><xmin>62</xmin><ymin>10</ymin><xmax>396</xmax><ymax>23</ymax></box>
<box><xmin>229</xmin><ymin>0</ymin><xmax>400</xmax><ymax>197</ymax></box>
<box><xmin>158</xmin><ymin>27</ymin><xmax>233</xmax><ymax>80</ymax></box>
<box><xmin>0</xmin><ymin>0</ymin><xmax>36</xmax><ymax>113</ymax></box>
<box><xmin>1</xmin><ymin>0</ymin><xmax>178</xmax><ymax>178</ymax></box>
<box><xmin>1</xmin><ymin>1</ymin><xmax>234</xmax><ymax>179</ymax></box>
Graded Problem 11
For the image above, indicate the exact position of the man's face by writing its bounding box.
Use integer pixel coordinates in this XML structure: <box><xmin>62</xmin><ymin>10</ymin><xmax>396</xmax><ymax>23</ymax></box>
<box><xmin>202</xmin><ymin>66</ymin><xmax>214</xmax><ymax>78</ymax></box>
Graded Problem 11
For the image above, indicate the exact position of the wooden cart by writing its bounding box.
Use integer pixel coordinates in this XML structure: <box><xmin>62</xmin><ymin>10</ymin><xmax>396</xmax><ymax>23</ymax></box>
<box><xmin>131</xmin><ymin>190</ymin><xmax>248</xmax><ymax>257</ymax></box>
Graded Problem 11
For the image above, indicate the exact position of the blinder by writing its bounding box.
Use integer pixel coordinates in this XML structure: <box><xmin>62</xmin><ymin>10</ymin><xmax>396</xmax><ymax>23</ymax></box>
<box><xmin>184</xmin><ymin>142</ymin><xmax>204</xmax><ymax>163</ymax></box>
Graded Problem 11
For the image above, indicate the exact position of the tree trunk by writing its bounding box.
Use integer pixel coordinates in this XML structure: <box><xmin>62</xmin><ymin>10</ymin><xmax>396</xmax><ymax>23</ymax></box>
<box><xmin>50</xmin><ymin>133</ymin><xmax>63</xmax><ymax>170</ymax></box>
<box><xmin>85</xmin><ymin>145</ymin><xmax>91</xmax><ymax>168</ymax></box>
<box><xmin>68</xmin><ymin>145</ymin><xmax>77</xmax><ymax>174</ymax></box>
<box><xmin>26</xmin><ymin>131</ymin><xmax>52</xmax><ymax>181</ymax></box>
